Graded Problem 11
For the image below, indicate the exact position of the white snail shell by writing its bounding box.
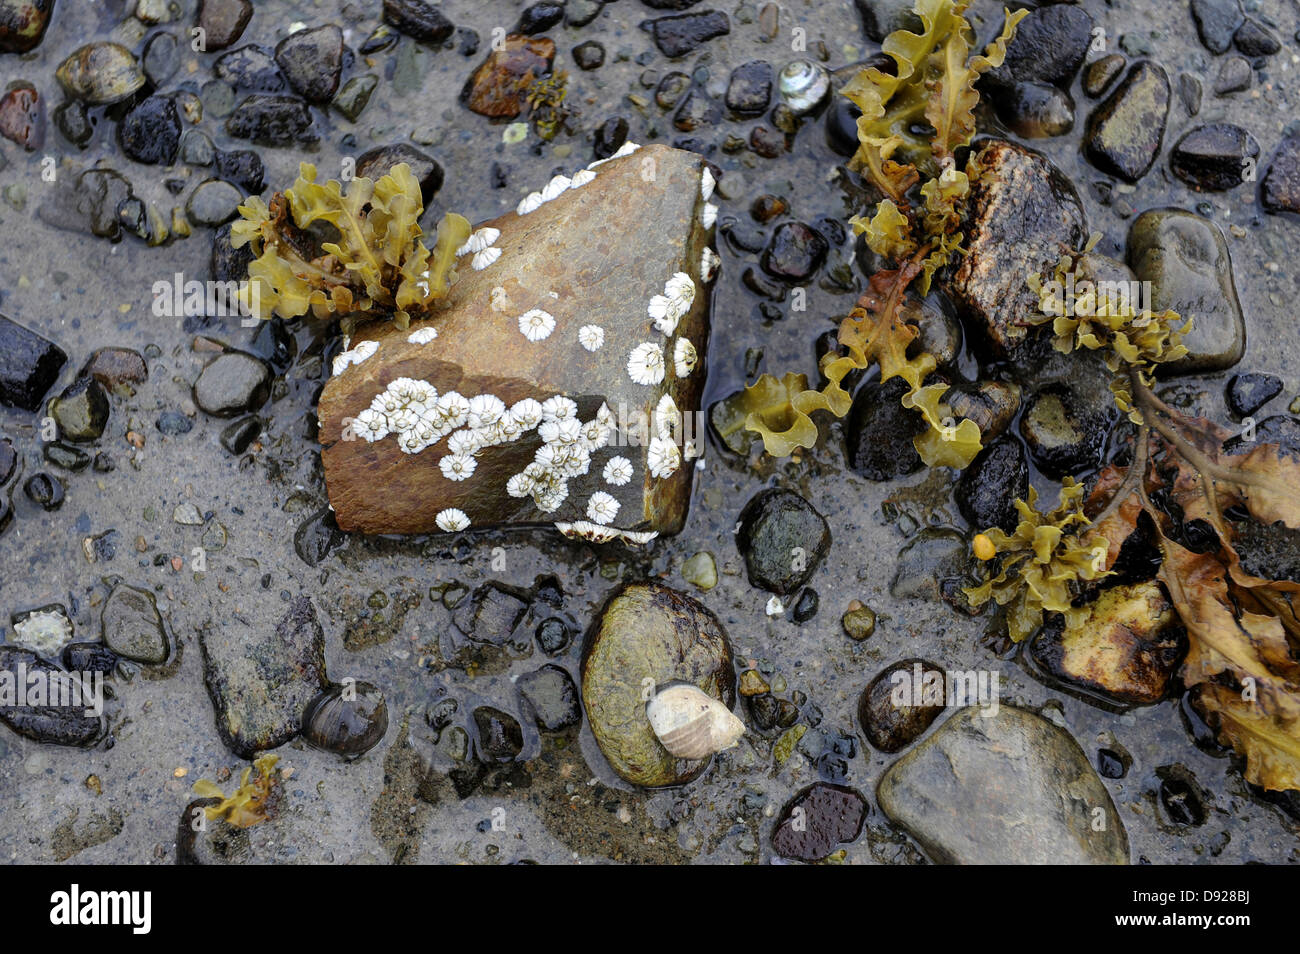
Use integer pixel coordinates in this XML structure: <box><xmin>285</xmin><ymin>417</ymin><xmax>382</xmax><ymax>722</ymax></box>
<box><xmin>646</xmin><ymin>684</ymin><xmax>745</xmax><ymax>760</ymax></box>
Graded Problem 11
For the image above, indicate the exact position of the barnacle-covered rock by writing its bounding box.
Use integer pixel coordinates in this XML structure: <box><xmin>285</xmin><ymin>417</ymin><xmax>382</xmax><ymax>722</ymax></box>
<box><xmin>317</xmin><ymin>145</ymin><xmax>716</xmax><ymax>540</ymax></box>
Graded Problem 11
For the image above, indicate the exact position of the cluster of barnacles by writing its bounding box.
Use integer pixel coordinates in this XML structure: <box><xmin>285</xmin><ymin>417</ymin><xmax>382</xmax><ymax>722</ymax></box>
<box><xmin>505</xmin><ymin>398</ymin><xmax>615</xmax><ymax>516</ymax></box>
<box><xmin>457</xmin><ymin>227</ymin><xmax>503</xmax><ymax>272</ymax></box>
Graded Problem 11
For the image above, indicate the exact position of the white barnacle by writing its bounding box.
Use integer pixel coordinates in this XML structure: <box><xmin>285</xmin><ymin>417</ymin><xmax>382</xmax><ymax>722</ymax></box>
<box><xmin>407</xmin><ymin>326</ymin><xmax>439</xmax><ymax>345</ymax></box>
<box><xmin>436</xmin><ymin>391</ymin><xmax>470</xmax><ymax>428</ymax></box>
<box><xmin>518</xmin><ymin>308</ymin><xmax>556</xmax><ymax>342</ymax></box>
<box><xmin>684</xmin><ymin>439</ymin><xmax>702</xmax><ymax>460</ymax></box>
<box><xmin>436</xmin><ymin>508</ymin><xmax>470</xmax><ymax>532</ymax></box>
<box><xmin>647</xmin><ymin>435</ymin><xmax>681</xmax><ymax>478</ymax></box>
<box><xmin>570</xmin><ymin>169</ymin><xmax>596</xmax><ymax>189</ymax></box>
<box><xmin>540</xmin><ymin>417</ymin><xmax>583</xmax><ymax>445</ymax></box>
<box><xmin>700</xmin><ymin>247</ymin><xmax>720</xmax><ymax>283</ymax></box>
<box><xmin>578</xmin><ymin>324</ymin><xmax>605</xmax><ymax>352</ymax></box>
<box><xmin>627</xmin><ymin>342</ymin><xmax>666</xmax><ymax>386</ymax></box>
<box><xmin>510</xmin><ymin>398</ymin><xmax>544</xmax><ymax>429</ymax></box>
<box><xmin>620</xmin><ymin>529</ymin><xmax>659</xmax><ymax>545</ymax></box>
<box><xmin>541</xmin><ymin>175</ymin><xmax>572</xmax><ymax>201</ymax></box>
<box><xmin>701</xmin><ymin>202</ymin><xmax>718</xmax><ymax>229</ymax></box>
<box><xmin>648</xmin><ymin>272</ymin><xmax>696</xmax><ymax>336</ymax></box>
<box><xmin>467</xmin><ymin>394</ymin><xmax>506</xmax><ymax>429</ymax></box>
<box><xmin>489</xmin><ymin>286</ymin><xmax>512</xmax><ymax>313</ymax></box>
<box><xmin>506</xmin><ymin>472</ymin><xmax>535</xmax><ymax>498</ymax></box>
<box><xmin>579</xmin><ymin>417</ymin><xmax>612</xmax><ymax>451</ymax></box>
<box><xmin>472</xmin><ymin>247</ymin><xmax>502</xmax><ymax>271</ymax></box>
<box><xmin>353</xmin><ymin>408</ymin><xmax>388</xmax><ymax>442</ymax></box>
<box><xmin>701</xmin><ymin>167</ymin><xmax>716</xmax><ymax>201</ymax></box>
<box><xmin>387</xmin><ymin>408</ymin><xmax>420</xmax><ymax>434</ymax></box>
<box><xmin>554</xmin><ymin>520</ymin><xmax>621</xmax><ymax>544</ymax></box>
<box><xmin>654</xmin><ymin>394</ymin><xmax>680</xmax><ymax>441</ymax></box>
<box><xmin>517</xmin><ymin>191</ymin><xmax>545</xmax><ymax>215</ymax></box>
<box><xmin>535</xmin><ymin>482</ymin><xmax>569</xmax><ymax>513</ymax></box>
<box><xmin>440</xmin><ymin>453</ymin><xmax>477</xmax><ymax>481</ymax></box>
<box><xmin>332</xmin><ymin>339</ymin><xmax>378</xmax><ymax>376</ymax></box>
<box><xmin>457</xmin><ymin>227</ymin><xmax>501</xmax><ymax>256</ymax></box>
<box><xmin>586</xmin><ymin>492</ymin><xmax>620</xmax><ymax>525</ymax></box>
<box><xmin>398</xmin><ymin>429</ymin><xmax>432</xmax><ymax>454</ymax></box>
<box><xmin>446</xmin><ymin>429</ymin><xmax>481</xmax><ymax>456</ymax></box>
<box><xmin>673</xmin><ymin>338</ymin><xmax>698</xmax><ymax>378</ymax></box>
<box><xmin>541</xmin><ymin>396</ymin><xmax>579</xmax><ymax>422</ymax></box>
<box><xmin>603</xmin><ymin>456</ymin><xmax>633</xmax><ymax>486</ymax></box>
<box><xmin>617</xmin><ymin>141</ymin><xmax>641</xmax><ymax>158</ymax></box>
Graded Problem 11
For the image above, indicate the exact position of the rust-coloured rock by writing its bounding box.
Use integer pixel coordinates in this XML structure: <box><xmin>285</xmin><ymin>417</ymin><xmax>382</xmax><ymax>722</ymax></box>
<box><xmin>317</xmin><ymin>144</ymin><xmax>718</xmax><ymax>540</ymax></box>
<box><xmin>0</xmin><ymin>84</ymin><xmax>43</xmax><ymax>151</ymax></box>
<box><xmin>461</xmin><ymin>34</ymin><xmax>555</xmax><ymax>119</ymax></box>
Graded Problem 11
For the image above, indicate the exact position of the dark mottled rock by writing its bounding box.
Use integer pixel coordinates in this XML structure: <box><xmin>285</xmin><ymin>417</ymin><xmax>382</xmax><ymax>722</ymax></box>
<box><xmin>1083</xmin><ymin>61</ymin><xmax>1170</xmax><ymax>182</ymax></box>
<box><xmin>726</xmin><ymin>60</ymin><xmax>773</xmax><ymax>116</ymax></box>
<box><xmin>567</xmin><ymin>0</ymin><xmax>605</xmax><ymax>27</ymax></box>
<box><xmin>987</xmin><ymin>4</ymin><xmax>1093</xmax><ymax>88</ymax></box>
<box><xmin>761</xmin><ymin>221</ymin><xmax>828</xmax><ymax>282</ymax></box>
<box><xmin>1084</xmin><ymin>54</ymin><xmax>1125</xmax><ymax>97</ymax></box>
<box><xmin>1170</xmin><ymin>123</ymin><xmax>1259</xmax><ymax>192</ymax></box>
<box><xmin>23</xmin><ymin>472</ymin><xmax>63</xmax><ymax>510</ymax></box>
<box><xmin>859</xmin><ymin>659</ymin><xmax>947</xmax><ymax>753</ymax></box>
<box><xmin>383</xmin><ymin>0</ymin><xmax>454</xmax><ymax>43</ymax></box>
<box><xmin>198</xmin><ymin>0</ymin><xmax>253</xmax><ymax>50</ymax></box>
<box><xmin>55</xmin><ymin>42</ymin><xmax>145</xmax><ymax>106</ymax></box>
<box><xmin>0</xmin><ymin>647</ymin><xmax>104</xmax><ymax>747</ymax></box>
<box><xmin>518</xmin><ymin>1</ymin><xmax>563</xmax><ymax>35</ymax></box>
<box><xmin>1127</xmin><ymin>209</ymin><xmax>1244</xmax><ymax>374</ymax></box>
<box><xmin>49</xmin><ymin>377</ymin><xmax>109</xmax><ymax>443</ymax></box>
<box><xmin>1227</xmin><ymin>372</ymin><xmax>1282</xmax><ymax>419</ymax></box>
<box><xmin>102</xmin><ymin>583</ymin><xmax>169</xmax><ymax>664</ymax></box>
<box><xmin>0</xmin><ymin>0</ymin><xmax>55</xmax><ymax>53</ymax></box>
<box><xmin>211</xmin><ymin>222</ymin><xmax>255</xmax><ymax>283</ymax></box>
<box><xmin>673</xmin><ymin>87</ymin><xmax>720</xmax><ymax>132</ymax></box>
<box><xmin>593</xmin><ymin>115</ymin><xmax>629</xmax><ymax>159</ymax></box>
<box><xmin>200</xmin><ymin>596</ymin><xmax>328</xmax><ymax>757</ymax></box>
<box><xmin>1179</xmin><ymin>72</ymin><xmax>1203</xmax><ymax>116</ymax></box>
<box><xmin>63</xmin><ymin>642</ymin><xmax>118</xmax><ymax>674</ymax></box>
<box><xmin>355</xmin><ymin>143</ymin><xmax>444</xmax><ymax>205</ymax></box>
<box><xmin>1020</xmin><ymin>381</ymin><xmax>1114</xmax><ymax>478</ymax></box>
<box><xmin>1191</xmin><ymin>0</ymin><xmax>1242</xmax><ymax>54</ymax></box>
<box><xmin>274</xmin><ymin>24</ymin><xmax>343</xmax><ymax>104</ymax></box>
<box><xmin>193</xmin><ymin>351</ymin><xmax>272</xmax><ymax>416</ymax></box>
<box><xmin>825</xmin><ymin>94</ymin><xmax>861</xmax><ymax>157</ymax></box>
<box><xmin>43</xmin><ymin>442</ymin><xmax>88</xmax><ymax>472</ymax></box>
<box><xmin>333</xmin><ymin>74</ymin><xmax>378</xmax><ymax>121</ymax></box>
<box><xmin>534</xmin><ymin>616</ymin><xmax>572</xmax><ymax>655</ymax></box>
<box><xmin>473</xmin><ymin>706</ymin><xmax>524</xmax><ymax>760</ymax></box>
<box><xmin>293</xmin><ymin>506</ymin><xmax>343</xmax><ymax>566</ymax></box>
<box><xmin>225</xmin><ymin>95</ymin><xmax>317</xmax><ymax>146</ymax></box>
<box><xmin>219</xmin><ymin>415</ymin><xmax>261</xmax><ymax>454</ymax></box>
<box><xmin>0</xmin><ymin>437</ymin><xmax>14</xmax><ymax>485</ymax></box>
<box><xmin>853</xmin><ymin>0</ymin><xmax>921</xmax><ymax>42</ymax></box>
<box><xmin>878</xmin><ymin>706</ymin><xmax>1129</xmax><ymax>864</ymax></box>
<box><xmin>1158</xmin><ymin>766</ymin><xmax>1208</xmax><ymax>827</ymax></box>
<box><xmin>53</xmin><ymin>99</ymin><xmax>92</xmax><ymax>147</ymax></box>
<box><xmin>945</xmin><ymin>139</ymin><xmax>1087</xmax><ymax>358</ymax></box>
<box><xmin>572</xmin><ymin>40</ymin><xmax>605</xmax><ymax>71</ymax></box>
<box><xmin>581</xmin><ymin>582</ymin><xmax>736</xmax><ymax>787</ymax></box>
<box><xmin>736</xmin><ymin>488</ymin><xmax>831</xmax><ymax>595</ymax></box>
<box><xmin>1262</xmin><ymin>133</ymin><xmax>1300</xmax><ymax>214</ymax></box>
<box><xmin>214</xmin><ymin>44</ymin><xmax>287</xmax><ymax>93</ymax></box>
<box><xmin>645</xmin><ymin>10</ymin><xmax>730</xmax><ymax>58</ymax></box>
<box><xmin>517</xmin><ymin>664</ymin><xmax>581</xmax><ymax>731</ymax></box>
<box><xmin>1234</xmin><ymin>18</ymin><xmax>1279</xmax><ymax>57</ymax></box>
<box><xmin>890</xmin><ymin>528</ymin><xmax>968</xmax><ymax>602</ymax></box>
<box><xmin>771</xmin><ymin>783</ymin><xmax>868</xmax><ymax>861</ymax></box>
<box><xmin>143</xmin><ymin>31</ymin><xmax>180</xmax><ymax>87</ymax></box>
<box><xmin>0</xmin><ymin>314</ymin><xmax>67</xmax><ymax>411</ymax></box>
<box><xmin>213</xmin><ymin>148</ymin><xmax>265</xmax><ymax>194</ymax></box>
<box><xmin>956</xmin><ymin>436</ymin><xmax>1029</xmax><ymax>534</ymax></box>
<box><xmin>655</xmin><ymin>71</ymin><xmax>691</xmax><ymax>110</ymax></box>
<box><xmin>461</xmin><ymin>35</ymin><xmax>555</xmax><ymax>119</ymax></box>
<box><xmin>0</xmin><ymin>84</ymin><xmax>43</xmax><ymax>151</ymax></box>
<box><xmin>186</xmin><ymin>178</ymin><xmax>243</xmax><ymax>227</ymax></box>
<box><xmin>995</xmin><ymin>81</ymin><xmax>1075</xmax><ymax>138</ymax></box>
<box><xmin>1214</xmin><ymin>55</ymin><xmax>1251</xmax><ymax>95</ymax></box>
<box><xmin>156</xmin><ymin>410</ymin><xmax>192</xmax><ymax>435</ymax></box>
<box><xmin>792</xmin><ymin>587</ymin><xmax>819</xmax><ymax>623</ymax></box>
<box><xmin>453</xmin><ymin>582</ymin><xmax>529</xmax><ymax>647</ymax></box>
<box><xmin>846</xmin><ymin>376</ymin><xmax>925</xmax><ymax>480</ymax></box>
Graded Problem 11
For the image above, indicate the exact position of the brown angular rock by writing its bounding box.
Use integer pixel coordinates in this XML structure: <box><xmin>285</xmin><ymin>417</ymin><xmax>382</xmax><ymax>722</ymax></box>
<box><xmin>317</xmin><ymin>144</ymin><xmax>717</xmax><ymax>541</ymax></box>
<box><xmin>461</xmin><ymin>35</ymin><xmax>555</xmax><ymax>119</ymax></box>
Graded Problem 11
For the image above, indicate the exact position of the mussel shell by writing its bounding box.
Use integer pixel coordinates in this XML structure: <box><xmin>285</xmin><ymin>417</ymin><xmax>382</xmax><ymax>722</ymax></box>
<box><xmin>56</xmin><ymin>43</ymin><xmax>145</xmax><ymax>106</ymax></box>
<box><xmin>302</xmin><ymin>681</ymin><xmax>388</xmax><ymax>757</ymax></box>
<box><xmin>778</xmin><ymin>60</ymin><xmax>830</xmax><ymax>115</ymax></box>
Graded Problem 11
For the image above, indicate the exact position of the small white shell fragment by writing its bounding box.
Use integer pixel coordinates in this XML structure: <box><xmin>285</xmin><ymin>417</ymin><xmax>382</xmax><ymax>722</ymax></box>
<box><xmin>517</xmin><ymin>192</ymin><xmax>545</xmax><ymax>215</ymax></box>
<box><xmin>700</xmin><ymin>246</ymin><xmax>720</xmax><ymax>282</ymax></box>
<box><xmin>647</xmin><ymin>435</ymin><xmax>681</xmax><ymax>478</ymax></box>
<box><xmin>435</xmin><ymin>508</ymin><xmax>470</xmax><ymax>532</ymax></box>
<box><xmin>646</xmin><ymin>684</ymin><xmax>745</xmax><ymax>760</ymax></box>
<box><xmin>472</xmin><ymin>247</ymin><xmax>502</xmax><ymax>271</ymax></box>
<box><xmin>332</xmin><ymin>339</ymin><xmax>378</xmax><ymax>376</ymax></box>
<box><xmin>674</xmin><ymin>338</ymin><xmax>698</xmax><ymax>377</ymax></box>
<box><xmin>701</xmin><ymin>202</ymin><xmax>718</xmax><ymax>229</ymax></box>
<box><xmin>701</xmin><ymin>168</ymin><xmax>715</xmax><ymax>201</ymax></box>
<box><xmin>489</xmin><ymin>286</ymin><xmax>512</xmax><ymax>312</ymax></box>
<box><xmin>518</xmin><ymin>308</ymin><xmax>556</xmax><ymax>342</ymax></box>
<box><xmin>766</xmin><ymin>595</ymin><xmax>785</xmax><ymax>616</ymax></box>
<box><xmin>578</xmin><ymin>324</ymin><xmax>605</xmax><ymax>351</ymax></box>
<box><xmin>554</xmin><ymin>520</ymin><xmax>622</xmax><ymax>543</ymax></box>
<box><xmin>407</xmin><ymin>327</ymin><xmax>438</xmax><ymax>345</ymax></box>
<box><xmin>603</xmin><ymin>456</ymin><xmax>633</xmax><ymax>486</ymax></box>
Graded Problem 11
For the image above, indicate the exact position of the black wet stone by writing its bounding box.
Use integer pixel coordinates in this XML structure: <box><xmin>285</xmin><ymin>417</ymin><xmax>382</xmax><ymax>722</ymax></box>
<box><xmin>356</xmin><ymin>143</ymin><xmax>444</xmax><ymax>205</ymax></box>
<box><xmin>383</xmin><ymin>0</ymin><xmax>455</xmax><ymax>44</ymax></box>
<box><xmin>193</xmin><ymin>350</ymin><xmax>272</xmax><ymax>417</ymax></box>
<box><xmin>825</xmin><ymin>94</ymin><xmax>862</xmax><ymax>157</ymax></box>
<box><xmin>225</xmin><ymin>95</ymin><xmax>317</xmax><ymax>146</ymax></box>
<box><xmin>0</xmin><ymin>313</ymin><xmax>66</xmax><ymax>411</ymax></box>
<box><xmin>846</xmin><ymin>376</ymin><xmax>925</xmax><ymax>481</ymax></box>
<box><xmin>43</xmin><ymin>442</ymin><xmax>88</xmax><ymax>471</ymax></box>
<box><xmin>1097</xmin><ymin>748</ymin><xmax>1129</xmax><ymax>779</ymax></box>
<box><xmin>725</xmin><ymin>59</ymin><xmax>773</xmax><ymax>116</ymax></box>
<box><xmin>0</xmin><ymin>646</ymin><xmax>104</xmax><ymax>747</ymax></box>
<box><xmin>23</xmin><ymin>471</ymin><xmax>63</xmax><ymax>510</ymax></box>
<box><xmin>791</xmin><ymin>587</ymin><xmax>819</xmax><ymax>623</ymax></box>
<box><xmin>761</xmin><ymin>221</ymin><xmax>828</xmax><ymax>282</ymax></box>
<box><xmin>198</xmin><ymin>0</ymin><xmax>253</xmax><ymax>50</ymax></box>
<box><xmin>572</xmin><ymin>40</ymin><xmax>605</xmax><ymax>71</ymax></box>
<box><xmin>117</xmin><ymin>95</ymin><xmax>181</xmax><ymax>165</ymax></box>
<box><xmin>219</xmin><ymin>415</ymin><xmax>261</xmax><ymax>454</ymax></box>
<box><xmin>472</xmin><ymin>706</ymin><xmax>524</xmax><ymax>760</ymax></box>
<box><xmin>859</xmin><ymin>659</ymin><xmax>947</xmax><ymax>753</ymax></box>
<box><xmin>294</xmin><ymin>507</ymin><xmax>343</xmax><ymax>566</ymax></box>
<box><xmin>53</xmin><ymin>100</ymin><xmax>92</xmax><ymax>147</ymax></box>
<box><xmin>994</xmin><ymin>81</ymin><xmax>1075</xmax><ymax>139</ymax></box>
<box><xmin>771</xmin><ymin>783</ymin><xmax>868</xmax><ymax>861</ymax></box>
<box><xmin>49</xmin><ymin>377</ymin><xmax>109</xmax><ymax>443</ymax></box>
<box><xmin>1019</xmin><ymin>382</ymin><xmax>1114</xmax><ymax>479</ymax></box>
<box><xmin>454</xmin><ymin>582</ymin><xmax>529</xmax><ymax>647</ymax></box>
<box><xmin>986</xmin><ymin>4</ymin><xmax>1093</xmax><ymax>88</ymax></box>
<box><xmin>186</xmin><ymin>178</ymin><xmax>243</xmax><ymax>227</ymax></box>
<box><xmin>1190</xmin><ymin>0</ymin><xmax>1243</xmax><ymax>54</ymax></box>
<box><xmin>1262</xmin><ymin>132</ymin><xmax>1300</xmax><ymax>214</ymax></box>
<box><xmin>211</xmin><ymin>222</ymin><xmax>255</xmax><ymax>283</ymax></box>
<box><xmin>1084</xmin><ymin>54</ymin><xmax>1125</xmax><ymax>98</ymax></box>
<box><xmin>1233</xmin><ymin>18</ymin><xmax>1279</xmax><ymax>57</ymax></box>
<box><xmin>673</xmin><ymin>87</ymin><xmax>720</xmax><ymax>132</ymax></box>
<box><xmin>1214</xmin><ymin>55</ymin><xmax>1252</xmax><ymax>95</ymax></box>
<box><xmin>1158</xmin><ymin>769</ymin><xmax>1208</xmax><ymax>827</ymax></box>
<box><xmin>517</xmin><ymin>664</ymin><xmax>582</xmax><ymax>731</ymax></box>
<box><xmin>518</xmin><ymin>2</ymin><xmax>564</xmax><ymax>35</ymax></box>
<box><xmin>1170</xmin><ymin>123</ymin><xmax>1259</xmax><ymax>192</ymax></box>
<box><xmin>566</xmin><ymin>0</ymin><xmax>605</xmax><ymax>27</ymax></box>
<box><xmin>213</xmin><ymin>148</ymin><xmax>265</xmax><ymax>193</ymax></box>
<box><xmin>143</xmin><ymin>31</ymin><xmax>180</xmax><ymax>87</ymax></box>
<box><xmin>955</xmin><ymin>436</ymin><xmax>1029</xmax><ymax>535</ymax></box>
<box><xmin>534</xmin><ymin>616</ymin><xmax>572</xmax><ymax>655</ymax></box>
<box><xmin>214</xmin><ymin>45</ymin><xmax>287</xmax><ymax>92</ymax></box>
<box><xmin>736</xmin><ymin>488</ymin><xmax>831</xmax><ymax>595</ymax></box>
<box><xmin>593</xmin><ymin>115</ymin><xmax>629</xmax><ymax>159</ymax></box>
<box><xmin>63</xmin><ymin>642</ymin><xmax>118</xmax><ymax>674</ymax></box>
<box><xmin>275</xmin><ymin>24</ymin><xmax>343</xmax><ymax>103</ymax></box>
<box><xmin>0</xmin><ymin>436</ymin><xmax>14</xmax><ymax>485</ymax></box>
<box><xmin>645</xmin><ymin>10</ymin><xmax>730</xmax><ymax>58</ymax></box>
<box><xmin>333</xmin><ymin>74</ymin><xmax>378</xmax><ymax>121</ymax></box>
<box><xmin>1083</xmin><ymin>61</ymin><xmax>1170</xmax><ymax>182</ymax></box>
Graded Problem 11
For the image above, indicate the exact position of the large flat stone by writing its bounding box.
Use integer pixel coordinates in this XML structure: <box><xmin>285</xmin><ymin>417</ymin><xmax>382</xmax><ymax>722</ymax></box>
<box><xmin>318</xmin><ymin>144</ymin><xmax>717</xmax><ymax>541</ymax></box>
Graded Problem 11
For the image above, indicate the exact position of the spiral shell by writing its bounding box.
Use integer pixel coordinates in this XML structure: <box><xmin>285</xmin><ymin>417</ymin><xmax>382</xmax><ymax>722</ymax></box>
<box><xmin>946</xmin><ymin>380</ymin><xmax>1022</xmax><ymax>440</ymax></box>
<box><xmin>778</xmin><ymin>60</ymin><xmax>830</xmax><ymax>115</ymax></box>
<box><xmin>646</xmin><ymin>684</ymin><xmax>745</xmax><ymax>760</ymax></box>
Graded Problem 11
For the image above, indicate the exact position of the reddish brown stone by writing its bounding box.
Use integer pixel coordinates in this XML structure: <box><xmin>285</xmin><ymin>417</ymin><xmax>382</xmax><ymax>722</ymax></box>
<box><xmin>0</xmin><ymin>85</ymin><xmax>43</xmax><ymax>151</ymax></box>
<box><xmin>460</xmin><ymin>35</ymin><xmax>555</xmax><ymax>119</ymax></box>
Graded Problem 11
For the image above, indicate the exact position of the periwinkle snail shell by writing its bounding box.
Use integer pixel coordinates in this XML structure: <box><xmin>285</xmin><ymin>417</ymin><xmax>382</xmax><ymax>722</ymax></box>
<box><xmin>778</xmin><ymin>60</ymin><xmax>831</xmax><ymax>115</ymax></box>
<box><xmin>302</xmin><ymin>681</ymin><xmax>389</xmax><ymax>757</ymax></box>
<box><xmin>946</xmin><ymin>380</ymin><xmax>1022</xmax><ymax>440</ymax></box>
<box><xmin>646</xmin><ymin>684</ymin><xmax>746</xmax><ymax>760</ymax></box>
